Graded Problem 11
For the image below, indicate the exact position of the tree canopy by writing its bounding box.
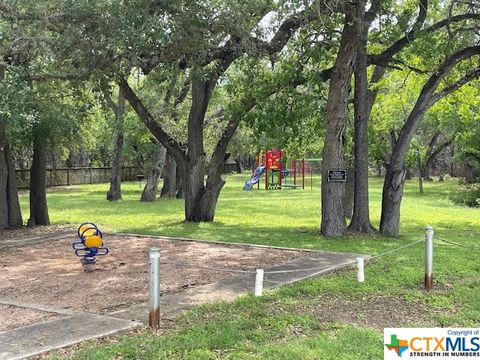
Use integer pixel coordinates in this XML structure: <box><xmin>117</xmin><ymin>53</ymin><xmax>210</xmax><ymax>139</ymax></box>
<box><xmin>0</xmin><ymin>0</ymin><xmax>479</xmax><ymax>235</ymax></box>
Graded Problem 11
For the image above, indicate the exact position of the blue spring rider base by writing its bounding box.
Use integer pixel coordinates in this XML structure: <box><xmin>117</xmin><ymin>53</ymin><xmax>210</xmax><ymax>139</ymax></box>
<box><xmin>72</xmin><ymin>222</ymin><xmax>109</xmax><ymax>265</ymax></box>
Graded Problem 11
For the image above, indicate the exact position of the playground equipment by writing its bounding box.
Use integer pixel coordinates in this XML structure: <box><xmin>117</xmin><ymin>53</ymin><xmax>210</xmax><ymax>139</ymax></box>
<box><xmin>264</xmin><ymin>149</ymin><xmax>284</xmax><ymax>190</ymax></box>
<box><xmin>243</xmin><ymin>165</ymin><xmax>266</xmax><ymax>190</ymax></box>
<box><xmin>72</xmin><ymin>222</ymin><xmax>109</xmax><ymax>265</ymax></box>
<box><xmin>243</xmin><ymin>149</ymin><xmax>321</xmax><ymax>190</ymax></box>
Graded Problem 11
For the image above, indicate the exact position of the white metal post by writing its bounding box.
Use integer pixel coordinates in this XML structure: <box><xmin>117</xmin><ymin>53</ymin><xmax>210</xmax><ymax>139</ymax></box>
<box><xmin>425</xmin><ymin>226</ymin><xmax>434</xmax><ymax>291</ymax></box>
<box><xmin>149</xmin><ymin>247</ymin><xmax>161</xmax><ymax>329</ymax></box>
<box><xmin>254</xmin><ymin>268</ymin><xmax>264</xmax><ymax>296</ymax></box>
<box><xmin>356</xmin><ymin>257</ymin><xmax>365</xmax><ymax>283</ymax></box>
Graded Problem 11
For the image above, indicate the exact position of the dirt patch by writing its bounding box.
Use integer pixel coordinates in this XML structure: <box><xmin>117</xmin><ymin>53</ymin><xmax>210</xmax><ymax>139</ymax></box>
<box><xmin>0</xmin><ymin>304</ymin><xmax>61</xmax><ymax>331</ymax></box>
<box><xmin>0</xmin><ymin>235</ymin><xmax>304</xmax><ymax>317</ymax></box>
<box><xmin>300</xmin><ymin>294</ymin><xmax>445</xmax><ymax>330</ymax></box>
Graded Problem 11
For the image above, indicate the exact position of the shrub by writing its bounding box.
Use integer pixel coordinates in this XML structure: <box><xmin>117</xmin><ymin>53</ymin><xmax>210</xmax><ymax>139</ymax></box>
<box><xmin>450</xmin><ymin>183</ymin><xmax>480</xmax><ymax>207</ymax></box>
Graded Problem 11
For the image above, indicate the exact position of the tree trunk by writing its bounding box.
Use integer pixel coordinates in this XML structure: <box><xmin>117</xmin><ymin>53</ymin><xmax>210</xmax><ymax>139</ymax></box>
<box><xmin>424</xmin><ymin>137</ymin><xmax>452</xmax><ymax>181</ymax></box>
<box><xmin>423</xmin><ymin>131</ymin><xmax>440</xmax><ymax>181</ymax></box>
<box><xmin>107</xmin><ymin>89</ymin><xmax>126</xmax><ymax>201</ymax></box>
<box><xmin>183</xmin><ymin>159</ymin><xmax>226</xmax><ymax>222</ymax></box>
<box><xmin>347</xmin><ymin>3</ymin><xmax>376</xmax><ymax>234</ymax></box>
<box><xmin>160</xmin><ymin>150</ymin><xmax>177</xmax><ymax>198</ymax></box>
<box><xmin>321</xmin><ymin>5</ymin><xmax>360</xmax><ymax>237</ymax></box>
<box><xmin>175</xmin><ymin>164</ymin><xmax>184</xmax><ymax>199</ymax></box>
<box><xmin>464</xmin><ymin>162</ymin><xmax>477</xmax><ymax>184</ymax></box>
<box><xmin>417</xmin><ymin>152</ymin><xmax>424</xmax><ymax>194</ymax></box>
<box><xmin>405</xmin><ymin>168</ymin><xmax>412</xmax><ymax>180</ymax></box>
<box><xmin>29</xmin><ymin>128</ymin><xmax>50</xmax><ymax>226</ymax></box>
<box><xmin>0</xmin><ymin>121</ymin><xmax>23</xmax><ymax>230</ymax></box>
<box><xmin>422</xmin><ymin>163</ymin><xmax>431</xmax><ymax>182</ymax></box>
<box><xmin>450</xmin><ymin>145</ymin><xmax>456</xmax><ymax>176</ymax></box>
<box><xmin>235</xmin><ymin>158</ymin><xmax>242</xmax><ymax>174</ymax></box>
<box><xmin>379</xmin><ymin>168</ymin><xmax>406</xmax><ymax>237</ymax></box>
<box><xmin>185</xmin><ymin>132</ymin><xmax>228</xmax><ymax>222</ymax></box>
<box><xmin>376</xmin><ymin>162</ymin><xmax>382</xmax><ymax>176</ymax></box>
<box><xmin>182</xmin><ymin>78</ymin><xmax>221</xmax><ymax>222</ymax></box>
<box><xmin>140</xmin><ymin>145</ymin><xmax>166</xmax><ymax>202</ymax></box>
<box><xmin>344</xmin><ymin>164</ymin><xmax>354</xmax><ymax>219</ymax></box>
<box><xmin>183</xmin><ymin>157</ymin><xmax>210</xmax><ymax>221</ymax></box>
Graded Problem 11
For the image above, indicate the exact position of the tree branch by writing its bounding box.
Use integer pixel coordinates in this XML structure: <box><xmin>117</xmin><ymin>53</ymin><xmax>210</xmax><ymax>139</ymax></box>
<box><xmin>389</xmin><ymin>58</ymin><xmax>429</xmax><ymax>74</ymax></box>
<box><xmin>426</xmin><ymin>130</ymin><xmax>441</xmax><ymax>159</ymax></box>
<box><xmin>319</xmin><ymin>9</ymin><xmax>480</xmax><ymax>81</ymax></box>
<box><xmin>390</xmin><ymin>46</ymin><xmax>480</xmax><ymax>167</ymax></box>
<box><xmin>257</xmin><ymin>11</ymin><xmax>319</xmax><ymax>56</ymax></box>
<box><xmin>118</xmin><ymin>77</ymin><xmax>186</xmax><ymax>162</ymax></box>
<box><xmin>422</xmin><ymin>46</ymin><xmax>480</xmax><ymax>109</ymax></box>
<box><xmin>212</xmin><ymin>1</ymin><xmax>344</xmax><ymax>69</ymax></box>
<box><xmin>365</xmin><ymin>0</ymin><xmax>381</xmax><ymax>23</ymax></box>
<box><xmin>29</xmin><ymin>71</ymin><xmax>92</xmax><ymax>81</ymax></box>
<box><xmin>173</xmin><ymin>76</ymin><xmax>191</xmax><ymax>110</ymax></box>
<box><xmin>209</xmin><ymin>70</ymin><xmax>309</xmax><ymax>170</ymax></box>
<box><xmin>100</xmin><ymin>85</ymin><xmax>118</xmax><ymax>114</ymax></box>
<box><xmin>427</xmin><ymin>138</ymin><xmax>453</xmax><ymax>164</ymax></box>
<box><xmin>465</xmin><ymin>151</ymin><xmax>480</xmax><ymax>162</ymax></box>
<box><xmin>371</xmin><ymin>12</ymin><xmax>480</xmax><ymax>65</ymax></box>
<box><xmin>0</xmin><ymin>2</ymin><xmax>93</xmax><ymax>23</ymax></box>
<box><xmin>431</xmin><ymin>66</ymin><xmax>480</xmax><ymax>104</ymax></box>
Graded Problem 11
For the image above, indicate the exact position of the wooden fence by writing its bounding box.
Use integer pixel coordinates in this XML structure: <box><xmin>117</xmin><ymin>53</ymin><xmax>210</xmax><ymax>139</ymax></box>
<box><xmin>16</xmin><ymin>167</ymin><xmax>143</xmax><ymax>189</ymax></box>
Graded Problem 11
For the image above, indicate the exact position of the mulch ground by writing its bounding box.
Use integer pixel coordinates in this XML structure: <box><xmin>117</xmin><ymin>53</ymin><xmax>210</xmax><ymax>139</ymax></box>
<box><xmin>0</xmin><ymin>304</ymin><xmax>62</xmax><ymax>331</ymax></box>
<box><xmin>0</xmin><ymin>225</ymin><xmax>73</xmax><ymax>243</ymax></box>
<box><xmin>0</xmin><ymin>233</ymin><xmax>305</xmax><ymax>329</ymax></box>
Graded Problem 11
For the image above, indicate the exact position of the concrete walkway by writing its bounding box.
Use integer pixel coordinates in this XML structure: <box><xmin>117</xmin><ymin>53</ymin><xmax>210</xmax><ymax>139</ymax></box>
<box><xmin>0</xmin><ymin>234</ymin><xmax>368</xmax><ymax>359</ymax></box>
<box><xmin>0</xmin><ymin>312</ymin><xmax>140</xmax><ymax>360</ymax></box>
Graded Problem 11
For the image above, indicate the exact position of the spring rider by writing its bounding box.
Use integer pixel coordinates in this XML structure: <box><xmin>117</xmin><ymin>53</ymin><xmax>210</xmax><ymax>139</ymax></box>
<box><xmin>72</xmin><ymin>222</ymin><xmax>109</xmax><ymax>266</ymax></box>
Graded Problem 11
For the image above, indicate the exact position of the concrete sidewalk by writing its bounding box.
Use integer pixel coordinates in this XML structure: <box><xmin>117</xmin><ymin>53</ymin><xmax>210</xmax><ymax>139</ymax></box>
<box><xmin>0</xmin><ymin>312</ymin><xmax>141</xmax><ymax>360</ymax></box>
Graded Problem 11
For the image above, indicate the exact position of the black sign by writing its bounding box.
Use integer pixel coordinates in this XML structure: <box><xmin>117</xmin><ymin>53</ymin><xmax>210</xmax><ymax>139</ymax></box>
<box><xmin>327</xmin><ymin>170</ymin><xmax>347</xmax><ymax>183</ymax></box>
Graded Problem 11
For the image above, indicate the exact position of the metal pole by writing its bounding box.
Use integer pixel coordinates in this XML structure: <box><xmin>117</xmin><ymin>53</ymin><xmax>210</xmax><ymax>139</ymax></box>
<box><xmin>149</xmin><ymin>247</ymin><xmax>161</xmax><ymax>329</ymax></box>
<box><xmin>265</xmin><ymin>157</ymin><xmax>268</xmax><ymax>191</ymax></box>
<box><xmin>257</xmin><ymin>153</ymin><xmax>261</xmax><ymax>190</ymax></box>
<box><xmin>293</xmin><ymin>160</ymin><xmax>297</xmax><ymax>187</ymax></box>
<box><xmin>425</xmin><ymin>226</ymin><xmax>434</xmax><ymax>291</ymax></box>
<box><xmin>310</xmin><ymin>166</ymin><xmax>313</xmax><ymax>190</ymax></box>
<box><xmin>356</xmin><ymin>257</ymin><xmax>365</xmax><ymax>283</ymax></box>
<box><xmin>301</xmin><ymin>159</ymin><xmax>305</xmax><ymax>190</ymax></box>
<box><xmin>254</xmin><ymin>268</ymin><xmax>264</xmax><ymax>296</ymax></box>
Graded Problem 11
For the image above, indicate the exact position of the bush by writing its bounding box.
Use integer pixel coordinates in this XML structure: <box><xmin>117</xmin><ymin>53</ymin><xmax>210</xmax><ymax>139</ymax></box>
<box><xmin>450</xmin><ymin>183</ymin><xmax>480</xmax><ymax>207</ymax></box>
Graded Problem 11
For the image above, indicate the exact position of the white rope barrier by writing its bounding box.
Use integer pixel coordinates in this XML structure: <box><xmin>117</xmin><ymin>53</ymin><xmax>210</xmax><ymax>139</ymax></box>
<box><xmin>146</xmin><ymin>227</ymin><xmax>462</xmax><ymax>329</ymax></box>
<box><xmin>162</xmin><ymin>238</ymin><xmax>426</xmax><ymax>277</ymax></box>
<box><xmin>437</xmin><ymin>237</ymin><xmax>480</xmax><ymax>251</ymax></box>
<box><xmin>368</xmin><ymin>238</ymin><xmax>425</xmax><ymax>260</ymax></box>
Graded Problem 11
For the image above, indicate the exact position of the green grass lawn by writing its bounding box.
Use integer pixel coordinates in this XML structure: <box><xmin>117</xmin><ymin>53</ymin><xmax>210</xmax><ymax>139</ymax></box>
<box><xmin>22</xmin><ymin>174</ymin><xmax>480</xmax><ymax>359</ymax></box>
